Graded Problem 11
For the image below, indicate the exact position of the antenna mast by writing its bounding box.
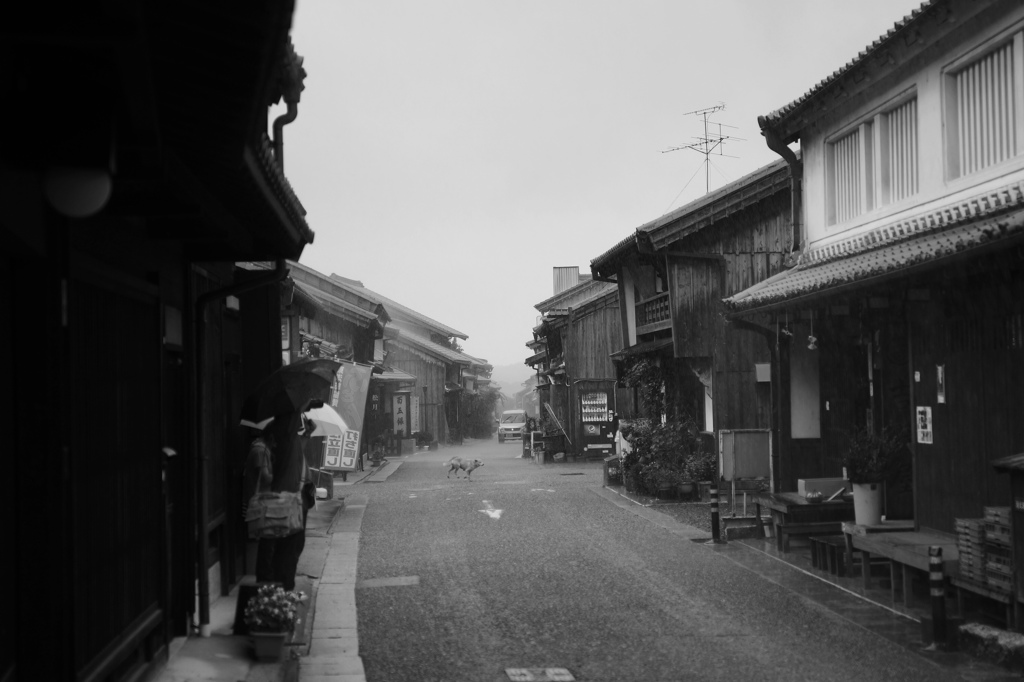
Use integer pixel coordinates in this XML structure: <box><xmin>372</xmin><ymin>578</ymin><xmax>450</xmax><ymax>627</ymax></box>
<box><xmin>661</xmin><ymin>103</ymin><xmax>739</xmax><ymax>194</ymax></box>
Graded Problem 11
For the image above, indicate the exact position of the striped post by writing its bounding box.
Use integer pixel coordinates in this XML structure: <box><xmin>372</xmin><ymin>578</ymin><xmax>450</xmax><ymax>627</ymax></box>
<box><xmin>929</xmin><ymin>546</ymin><xmax>946</xmax><ymax>647</ymax></box>
<box><xmin>710</xmin><ymin>484</ymin><xmax>722</xmax><ymax>543</ymax></box>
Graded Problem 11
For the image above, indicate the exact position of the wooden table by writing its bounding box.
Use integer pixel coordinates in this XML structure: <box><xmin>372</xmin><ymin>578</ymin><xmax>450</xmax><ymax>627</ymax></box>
<box><xmin>849</xmin><ymin>530</ymin><xmax>958</xmax><ymax>607</ymax></box>
<box><xmin>753</xmin><ymin>492</ymin><xmax>855</xmax><ymax>552</ymax></box>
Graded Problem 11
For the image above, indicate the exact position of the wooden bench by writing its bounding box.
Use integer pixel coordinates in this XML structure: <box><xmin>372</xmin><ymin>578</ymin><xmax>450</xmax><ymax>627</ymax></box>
<box><xmin>849</xmin><ymin>531</ymin><xmax>958</xmax><ymax>607</ymax></box>
<box><xmin>777</xmin><ymin>521</ymin><xmax>843</xmax><ymax>552</ymax></box>
<box><xmin>809</xmin><ymin>535</ymin><xmax>848</xmax><ymax>577</ymax></box>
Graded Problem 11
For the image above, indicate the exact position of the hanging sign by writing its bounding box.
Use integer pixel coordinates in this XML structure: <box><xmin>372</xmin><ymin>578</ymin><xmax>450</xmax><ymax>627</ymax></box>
<box><xmin>937</xmin><ymin>365</ymin><xmax>946</xmax><ymax>404</ymax></box>
<box><xmin>322</xmin><ymin>360</ymin><xmax>372</xmax><ymax>471</ymax></box>
<box><xmin>916</xmin><ymin>406</ymin><xmax>933</xmax><ymax>444</ymax></box>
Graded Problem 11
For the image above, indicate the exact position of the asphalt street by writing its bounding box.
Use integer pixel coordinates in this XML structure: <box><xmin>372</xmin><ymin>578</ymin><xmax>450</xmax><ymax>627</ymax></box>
<box><xmin>350</xmin><ymin>439</ymin><xmax>1003</xmax><ymax>682</ymax></box>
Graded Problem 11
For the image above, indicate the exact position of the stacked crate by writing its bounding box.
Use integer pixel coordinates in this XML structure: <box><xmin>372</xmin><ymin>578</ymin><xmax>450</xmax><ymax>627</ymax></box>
<box><xmin>955</xmin><ymin>518</ymin><xmax>986</xmax><ymax>584</ymax></box>
<box><xmin>984</xmin><ymin>506</ymin><xmax>1013</xmax><ymax>595</ymax></box>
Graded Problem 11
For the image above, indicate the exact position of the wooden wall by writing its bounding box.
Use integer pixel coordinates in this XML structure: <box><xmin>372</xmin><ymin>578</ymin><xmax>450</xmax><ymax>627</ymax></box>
<box><xmin>387</xmin><ymin>344</ymin><xmax>448</xmax><ymax>441</ymax></box>
<box><xmin>666</xmin><ymin>192</ymin><xmax>790</xmax><ymax>435</ymax></box>
<box><xmin>908</xmin><ymin>256</ymin><xmax>1024</xmax><ymax>533</ymax></box>
<box><xmin>562</xmin><ymin>293</ymin><xmax>634</xmax><ymax>451</ymax></box>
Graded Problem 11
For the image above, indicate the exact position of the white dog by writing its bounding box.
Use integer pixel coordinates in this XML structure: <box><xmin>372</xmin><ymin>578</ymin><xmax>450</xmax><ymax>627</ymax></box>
<box><xmin>444</xmin><ymin>456</ymin><xmax>484</xmax><ymax>480</ymax></box>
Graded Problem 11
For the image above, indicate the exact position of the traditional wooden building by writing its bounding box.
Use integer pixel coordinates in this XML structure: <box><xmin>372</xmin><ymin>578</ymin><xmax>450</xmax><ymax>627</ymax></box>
<box><xmin>724</xmin><ymin>0</ymin><xmax>1024</xmax><ymax>571</ymax></box>
<box><xmin>528</xmin><ymin>267</ymin><xmax>632</xmax><ymax>459</ymax></box>
<box><xmin>325</xmin><ymin>274</ymin><xmax>489</xmax><ymax>445</ymax></box>
<box><xmin>1</xmin><ymin>4</ymin><xmax>315</xmax><ymax>680</ymax></box>
<box><xmin>590</xmin><ymin>160</ymin><xmax>793</xmax><ymax>485</ymax></box>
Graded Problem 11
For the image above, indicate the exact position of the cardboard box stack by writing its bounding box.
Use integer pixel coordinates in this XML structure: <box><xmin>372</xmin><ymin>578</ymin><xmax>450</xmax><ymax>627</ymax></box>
<box><xmin>956</xmin><ymin>517</ymin><xmax>986</xmax><ymax>584</ymax></box>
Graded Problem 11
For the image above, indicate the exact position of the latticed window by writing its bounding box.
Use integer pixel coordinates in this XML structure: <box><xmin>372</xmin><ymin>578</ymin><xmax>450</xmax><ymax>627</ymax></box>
<box><xmin>882</xmin><ymin>98</ymin><xmax>918</xmax><ymax>204</ymax></box>
<box><xmin>946</xmin><ymin>32</ymin><xmax>1024</xmax><ymax>179</ymax></box>
<box><xmin>831</xmin><ymin>127</ymin><xmax>867</xmax><ymax>224</ymax></box>
<box><xmin>827</xmin><ymin>96</ymin><xmax>919</xmax><ymax>226</ymax></box>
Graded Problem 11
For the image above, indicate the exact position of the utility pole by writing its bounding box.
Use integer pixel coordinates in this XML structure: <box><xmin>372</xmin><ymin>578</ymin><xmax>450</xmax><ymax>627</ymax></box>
<box><xmin>662</xmin><ymin>103</ymin><xmax>741</xmax><ymax>194</ymax></box>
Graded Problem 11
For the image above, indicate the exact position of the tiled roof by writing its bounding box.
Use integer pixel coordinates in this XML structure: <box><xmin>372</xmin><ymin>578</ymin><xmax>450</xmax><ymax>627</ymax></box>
<box><xmin>330</xmin><ymin>275</ymin><xmax>467</xmax><ymax>340</ymax></box>
<box><xmin>758</xmin><ymin>1</ymin><xmax>936</xmax><ymax>140</ymax></box>
<box><xmin>725</xmin><ymin>182</ymin><xmax>1024</xmax><ymax>313</ymax></box>
<box><xmin>590</xmin><ymin>157</ymin><xmax>791</xmax><ymax>276</ymax></box>
<box><xmin>293</xmin><ymin>280</ymin><xmax>380</xmax><ymax>327</ymax></box>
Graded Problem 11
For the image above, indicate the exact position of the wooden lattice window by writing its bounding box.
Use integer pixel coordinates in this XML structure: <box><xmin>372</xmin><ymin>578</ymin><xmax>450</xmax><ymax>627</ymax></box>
<box><xmin>945</xmin><ymin>31</ymin><xmax>1024</xmax><ymax>180</ymax></box>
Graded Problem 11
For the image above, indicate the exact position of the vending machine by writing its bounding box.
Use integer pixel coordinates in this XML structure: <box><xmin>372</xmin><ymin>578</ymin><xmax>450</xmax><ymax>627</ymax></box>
<box><xmin>577</xmin><ymin>380</ymin><xmax>617</xmax><ymax>460</ymax></box>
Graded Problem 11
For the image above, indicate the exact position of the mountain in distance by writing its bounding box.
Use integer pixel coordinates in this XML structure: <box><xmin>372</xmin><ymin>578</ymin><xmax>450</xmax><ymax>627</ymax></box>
<box><xmin>489</xmin><ymin>362</ymin><xmax>534</xmax><ymax>400</ymax></box>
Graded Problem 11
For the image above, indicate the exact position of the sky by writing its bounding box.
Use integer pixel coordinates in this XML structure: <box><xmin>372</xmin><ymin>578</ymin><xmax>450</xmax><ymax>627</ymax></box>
<box><xmin>282</xmin><ymin>0</ymin><xmax>926</xmax><ymax>374</ymax></box>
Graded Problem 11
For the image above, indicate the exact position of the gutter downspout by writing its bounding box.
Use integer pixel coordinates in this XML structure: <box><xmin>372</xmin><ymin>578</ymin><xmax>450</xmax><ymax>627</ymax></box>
<box><xmin>758</xmin><ymin>115</ymin><xmax>802</xmax><ymax>260</ymax></box>
<box><xmin>193</xmin><ymin>260</ymin><xmax>288</xmax><ymax>636</ymax></box>
<box><xmin>272</xmin><ymin>102</ymin><xmax>298</xmax><ymax>172</ymax></box>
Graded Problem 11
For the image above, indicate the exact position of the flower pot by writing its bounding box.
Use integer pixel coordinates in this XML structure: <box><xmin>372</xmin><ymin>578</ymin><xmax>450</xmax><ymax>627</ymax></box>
<box><xmin>852</xmin><ymin>482</ymin><xmax>883</xmax><ymax>526</ymax></box>
<box><xmin>677</xmin><ymin>482</ymin><xmax>695</xmax><ymax>498</ymax></box>
<box><xmin>251</xmin><ymin>631</ymin><xmax>288</xmax><ymax>661</ymax></box>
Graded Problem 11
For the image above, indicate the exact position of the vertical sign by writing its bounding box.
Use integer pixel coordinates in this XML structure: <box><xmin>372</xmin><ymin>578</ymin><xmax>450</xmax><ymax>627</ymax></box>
<box><xmin>937</xmin><ymin>365</ymin><xmax>946</xmax><ymax>404</ymax></box>
<box><xmin>916</xmin><ymin>406</ymin><xmax>933</xmax><ymax>444</ymax></box>
<box><xmin>411</xmin><ymin>395</ymin><xmax>420</xmax><ymax>434</ymax></box>
<box><xmin>321</xmin><ymin>360</ymin><xmax>372</xmax><ymax>471</ymax></box>
<box><xmin>393</xmin><ymin>393</ymin><xmax>408</xmax><ymax>437</ymax></box>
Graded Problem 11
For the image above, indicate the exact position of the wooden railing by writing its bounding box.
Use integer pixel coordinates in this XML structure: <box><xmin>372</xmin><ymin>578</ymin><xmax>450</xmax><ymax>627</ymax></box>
<box><xmin>636</xmin><ymin>292</ymin><xmax>670</xmax><ymax>328</ymax></box>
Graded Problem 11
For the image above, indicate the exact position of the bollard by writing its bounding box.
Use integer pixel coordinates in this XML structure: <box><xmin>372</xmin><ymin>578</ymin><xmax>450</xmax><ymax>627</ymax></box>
<box><xmin>710</xmin><ymin>484</ymin><xmax>722</xmax><ymax>543</ymax></box>
<box><xmin>929</xmin><ymin>546</ymin><xmax>947</xmax><ymax>647</ymax></box>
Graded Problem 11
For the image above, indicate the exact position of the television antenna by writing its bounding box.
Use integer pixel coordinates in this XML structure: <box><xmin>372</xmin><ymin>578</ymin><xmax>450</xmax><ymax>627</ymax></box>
<box><xmin>661</xmin><ymin>103</ymin><xmax>743</xmax><ymax>195</ymax></box>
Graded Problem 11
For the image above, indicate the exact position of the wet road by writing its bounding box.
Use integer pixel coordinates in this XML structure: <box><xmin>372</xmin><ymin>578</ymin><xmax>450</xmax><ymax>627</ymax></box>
<box><xmin>351</xmin><ymin>439</ymin><xmax>1009</xmax><ymax>682</ymax></box>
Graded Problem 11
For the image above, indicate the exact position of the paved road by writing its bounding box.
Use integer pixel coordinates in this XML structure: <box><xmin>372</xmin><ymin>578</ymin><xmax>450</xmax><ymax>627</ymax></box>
<box><xmin>351</xmin><ymin>438</ymin><xmax>1000</xmax><ymax>682</ymax></box>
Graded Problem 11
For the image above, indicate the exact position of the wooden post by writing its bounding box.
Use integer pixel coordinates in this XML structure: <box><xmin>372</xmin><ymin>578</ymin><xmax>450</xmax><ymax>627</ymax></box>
<box><xmin>929</xmin><ymin>546</ymin><xmax>947</xmax><ymax>647</ymax></box>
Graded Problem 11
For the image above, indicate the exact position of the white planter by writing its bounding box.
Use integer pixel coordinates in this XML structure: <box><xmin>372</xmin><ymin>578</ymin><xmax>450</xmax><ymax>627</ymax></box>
<box><xmin>852</xmin><ymin>482</ymin><xmax>883</xmax><ymax>526</ymax></box>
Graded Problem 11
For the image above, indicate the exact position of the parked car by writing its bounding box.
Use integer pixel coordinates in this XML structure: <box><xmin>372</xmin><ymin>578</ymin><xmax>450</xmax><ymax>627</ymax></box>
<box><xmin>497</xmin><ymin>409</ymin><xmax>528</xmax><ymax>443</ymax></box>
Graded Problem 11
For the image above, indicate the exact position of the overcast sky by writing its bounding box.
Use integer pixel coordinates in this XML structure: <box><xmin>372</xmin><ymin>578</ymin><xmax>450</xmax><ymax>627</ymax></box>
<box><xmin>283</xmin><ymin>0</ymin><xmax>925</xmax><ymax>371</ymax></box>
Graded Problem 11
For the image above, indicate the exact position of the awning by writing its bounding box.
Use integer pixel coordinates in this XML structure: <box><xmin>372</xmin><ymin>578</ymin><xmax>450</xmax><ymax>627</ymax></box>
<box><xmin>725</xmin><ymin>186</ymin><xmax>1024</xmax><ymax>316</ymax></box>
<box><xmin>525</xmin><ymin>349</ymin><xmax>547</xmax><ymax>366</ymax></box>
<box><xmin>610</xmin><ymin>337</ymin><xmax>673</xmax><ymax>359</ymax></box>
<box><xmin>371</xmin><ymin>366</ymin><xmax>417</xmax><ymax>383</ymax></box>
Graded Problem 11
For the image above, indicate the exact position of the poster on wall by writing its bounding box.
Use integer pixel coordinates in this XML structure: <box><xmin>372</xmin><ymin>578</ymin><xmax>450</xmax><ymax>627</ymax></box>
<box><xmin>321</xmin><ymin>360</ymin><xmax>373</xmax><ymax>471</ymax></box>
<box><xmin>916</xmin><ymin>406</ymin><xmax>933</xmax><ymax>444</ymax></box>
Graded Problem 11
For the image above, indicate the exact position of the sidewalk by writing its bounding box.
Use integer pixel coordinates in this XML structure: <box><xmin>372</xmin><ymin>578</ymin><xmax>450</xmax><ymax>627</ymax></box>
<box><xmin>146</xmin><ymin>458</ymin><xmax>390</xmax><ymax>682</ymax></box>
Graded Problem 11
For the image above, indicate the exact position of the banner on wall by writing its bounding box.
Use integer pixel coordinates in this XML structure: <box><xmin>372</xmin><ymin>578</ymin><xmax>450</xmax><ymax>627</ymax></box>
<box><xmin>322</xmin><ymin>360</ymin><xmax>373</xmax><ymax>471</ymax></box>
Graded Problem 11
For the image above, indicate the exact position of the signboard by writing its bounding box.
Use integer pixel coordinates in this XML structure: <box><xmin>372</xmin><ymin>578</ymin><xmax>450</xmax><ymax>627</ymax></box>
<box><xmin>322</xmin><ymin>360</ymin><xmax>372</xmax><ymax>471</ymax></box>
<box><xmin>916</xmin><ymin>406</ymin><xmax>933</xmax><ymax>444</ymax></box>
<box><xmin>411</xmin><ymin>395</ymin><xmax>420</xmax><ymax>434</ymax></box>
<box><xmin>393</xmin><ymin>393</ymin><xmax>409</xmax><ymax>437</ymax></box>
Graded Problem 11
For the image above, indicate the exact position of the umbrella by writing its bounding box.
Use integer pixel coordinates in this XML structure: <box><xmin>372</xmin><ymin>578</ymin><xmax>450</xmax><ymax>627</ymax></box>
<box><xmin>303</xmin><ymin>403</ymin><xmax>349</xmax><ymax>437</ymax></box>
<box><xmin>239</xmin><ymin>358</ymin><xmax>341</xmax><ymax>427</ymax></box>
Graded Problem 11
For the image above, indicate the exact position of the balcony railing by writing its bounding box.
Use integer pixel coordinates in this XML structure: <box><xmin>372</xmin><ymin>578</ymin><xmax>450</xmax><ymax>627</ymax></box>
<box><xmin>636</xmin><ymin>292</ymin><xmax>670</xmax><ymax>332</ymax></box>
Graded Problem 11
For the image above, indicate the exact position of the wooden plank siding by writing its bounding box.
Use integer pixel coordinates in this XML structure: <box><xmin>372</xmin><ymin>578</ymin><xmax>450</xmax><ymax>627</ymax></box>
<box><xmin>664</xmin><ymin>193</ymin><xmax>790</xmax><ymax>436</ymax></box>
<box><xmin>561</xmin><ymin>292</ymin><xmax>635</xmax><ymax>453</ymax></box>
<box><xmin>908</xmin><ymin>258</ymin><xmax>1024</xmax><ymax>534</ymax></box>
<box><xmin>385</xmin><ymin>345</ymin><xmax>449</xmax><ymax>442</ymax></box>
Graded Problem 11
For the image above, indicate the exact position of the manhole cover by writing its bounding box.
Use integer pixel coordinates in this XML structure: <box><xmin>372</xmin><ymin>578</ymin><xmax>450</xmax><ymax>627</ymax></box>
<box><xmin>505</xmin><ymin>669</ymin><xmax>575</xmax><ymax>682</ymax></box>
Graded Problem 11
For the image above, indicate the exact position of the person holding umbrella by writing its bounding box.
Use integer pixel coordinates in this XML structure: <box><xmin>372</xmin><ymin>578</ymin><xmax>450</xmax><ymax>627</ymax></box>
<box><xmin>240</xmin><ymin>358</ymin><xmax>340</xmax><ymax>591</ymax></box>
<box><xmin>246</xmin><ymin>411</ymin><xmax>311</xmax><ymax>591</ymax></box>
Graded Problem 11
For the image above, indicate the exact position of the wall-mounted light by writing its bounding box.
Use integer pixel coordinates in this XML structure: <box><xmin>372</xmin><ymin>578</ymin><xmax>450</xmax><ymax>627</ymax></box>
<box><xmin>44</xmin><ymin>166</ymin><xmax>112</xmax><ymax>218</ymax></box>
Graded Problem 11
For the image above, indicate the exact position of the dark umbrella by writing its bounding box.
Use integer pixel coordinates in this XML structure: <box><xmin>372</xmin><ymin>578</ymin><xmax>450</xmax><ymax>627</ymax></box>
<box><xmin>239</xmin><ymin>357</ymin><xmax>341</xmax><ymax>427</ymax></box>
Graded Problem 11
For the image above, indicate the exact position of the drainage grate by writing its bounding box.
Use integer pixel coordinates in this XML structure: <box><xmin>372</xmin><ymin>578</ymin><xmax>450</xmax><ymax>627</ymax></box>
<box><xmin>505</xmin><ymin>669</ymin><xmax>575</xmax><ymax>682</ymax></box>
<box><xmin>559</xmin><ymin>473</ymin><xmax>585</xmax><ymax>476</ymax></box>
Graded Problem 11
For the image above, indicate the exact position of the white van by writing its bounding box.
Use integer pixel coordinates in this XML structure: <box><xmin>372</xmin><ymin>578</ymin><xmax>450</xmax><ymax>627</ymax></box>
<box><xmin>497</xmin><ymin>409</ymin><xmax>528</xmax><ymax>443</ymax></box>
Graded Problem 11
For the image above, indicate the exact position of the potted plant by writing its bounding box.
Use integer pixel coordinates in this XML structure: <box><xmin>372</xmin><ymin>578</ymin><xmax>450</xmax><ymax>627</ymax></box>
<box><xmin>243</xmin><ymin>584</ymin><xmax>307</xmax><ymax>661</ymax></box>
<box><xmin>841</xmin><ymin>427</ymin><xmax>907</xmax><ymax>526</ymax></box>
